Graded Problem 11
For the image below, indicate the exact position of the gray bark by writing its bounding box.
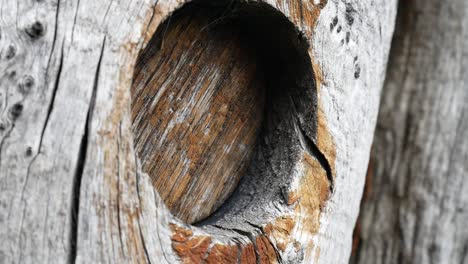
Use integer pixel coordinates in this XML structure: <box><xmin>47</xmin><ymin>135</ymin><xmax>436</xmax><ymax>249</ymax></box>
<box><xmin>354</xmin><ymin>1</ymin><xmax>468</xmax><ymax>263</ymax></box>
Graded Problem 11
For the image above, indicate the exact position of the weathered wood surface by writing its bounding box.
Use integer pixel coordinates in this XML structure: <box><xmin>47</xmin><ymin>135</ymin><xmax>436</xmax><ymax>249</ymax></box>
<box><xmin>0</xmin><ymin>0</ymin><xmax>396</xmax><ymax>263</ymax></box>
<box><xmin>353</xmin><ymin>1</ymin><xmax>468</xmax><ymax>263</ymax></box>
<box><xmin>307</xmin><ymin>1</ymin><xmax>397</xmax><ymax>262</ymax></box>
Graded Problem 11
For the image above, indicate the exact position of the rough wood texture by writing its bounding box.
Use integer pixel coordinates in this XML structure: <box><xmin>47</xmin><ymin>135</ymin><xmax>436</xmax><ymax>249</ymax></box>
<box><xmin>306</xmin><ymin>1</ymin><xmax>397</xmax><ymax>262</ymax></box>
<box><xmin>0</xmin><ymin>0</ymin><xmax>396</xmax><ymax>263</ymax></box>
<box><xmin>353</xmin><ymin>1</ymin><xmax>468</xmax><ymax>263</ymax></box>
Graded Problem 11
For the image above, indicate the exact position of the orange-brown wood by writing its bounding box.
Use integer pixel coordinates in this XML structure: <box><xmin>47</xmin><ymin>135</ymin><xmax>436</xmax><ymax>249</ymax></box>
<box><xmin>131</xmin><ymin>5</ymin><xmax>265</xmax><ymax>223</ymax></box>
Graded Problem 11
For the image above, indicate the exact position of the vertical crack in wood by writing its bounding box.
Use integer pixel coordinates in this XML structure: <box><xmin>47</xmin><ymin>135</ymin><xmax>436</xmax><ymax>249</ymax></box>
<box><xmin>16</xmin><ymin>46</ymin><xmax>66</xmax><ymax>260</ymax></box>
<box><xmin>232</xmin><ymin>228</ymin><xmax>261</xmax><ymax>264</ymax></box>
<box><xmin>38</xmin><ymin>45</ymin><xmax>65</xmax><ymax>153</ymax></box>
<box><xmin>46</xmin><ymin>0</ymin><xmax>62</xmax><ymax>73</ymax></box>
<box><xmin>68</xmin><ymin>103</ymin><xmax>88</xmax><ymax>264</ymax></box>
<box><xmin>296</xmin><ymin>124</ymin><xmax>334</xmax><ymax>192</ymax></box>
<box><xmin>69</xmin><ymin>37</ymin><xmax>106</xmax><ymax>263</ymax></box>
<box><xmin>211</xmin><ymin>224</ymin><xmax>259</xmax><ymax>263</ymax></box>
<box><xmin>246</xmin><ymin>221</ymin><xmax>283</xmax><ymax>263</ymax></box>
<box><xmin>12</xmin><ymin>42</ymin><xmax>64</xmax><ymax>204</ymax></box>
<box><xmin>70</xmin><ymin>0</ymin><xmax>81</xmax><ymax>45</ymax></box>
<box><xmin>291</xmin><ymin>96</ymin><xmax>334</xmax><ymax>192</ymax></box>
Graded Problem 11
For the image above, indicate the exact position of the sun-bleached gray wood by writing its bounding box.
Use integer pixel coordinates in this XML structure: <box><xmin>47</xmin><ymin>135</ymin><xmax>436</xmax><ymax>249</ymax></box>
<box><xmin>0</xmin><ymin>0</ymin><xmax>396</xmax><ymax>263</ymax></box>
<box><xmin>308</xmin><ymin>1</ymin><xmax>397</xmax><ymax>263</ymax></box>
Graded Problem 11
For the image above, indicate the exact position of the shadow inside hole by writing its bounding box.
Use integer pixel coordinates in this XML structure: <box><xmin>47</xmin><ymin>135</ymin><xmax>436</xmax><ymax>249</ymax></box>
<box><xmin>194</xmin><ymin>1</ymin><xmax>319</xmax><ymax>229</ymax></box>
<box><xmin>131</xmin><ymin>0</ymin><xmax>318</xmax><ymax>228</ymax></box>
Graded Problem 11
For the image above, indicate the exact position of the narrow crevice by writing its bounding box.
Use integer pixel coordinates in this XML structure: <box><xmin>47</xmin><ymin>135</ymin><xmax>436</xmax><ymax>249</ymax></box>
<box><xmin>265</xmin><ymin>237</ymin><xmax>282</xmax><ymax>264</ymax></box>
<box><xmin>289</xmin><ymin>95</ymin><xmax>334</xmax><ymax>192</ymax></box>
<box><xmin>70</xmin><ymin>0</ymin><xmax>81</xmax><ymax>45</ymax></box>
<box><xmin>39</xmin><ymin>44</ymin><xmax>64</xmax><ymax>151</ymax></box>
<box><xmin>245</xmin><ymin>221</ymin><xmax>282</xmax><ymax>264</ymax></box>
<box><xmin>68</xmin><ymin>105</ymin><xmax>89</xmax><ymax>264</ymax></box>
<box><xmin>101</xmin><ymin>0</ymin><xmax>115</xmax><ymax>26</ymax></box>
<box><xmin>211</xmin><ymin>224</ymin><xmax>250</xmax><ymax>238</ymax></box>
<box><xmin>46</xmin><ymin>0</ymin><xmax>61</xmax><ymax>73</ymax></box>
<box><xmin>294</xmin><ymin>116</ymin><xmax>334</xmax><ymax>192</ymax></box>
<box><xmin>211</xmin><ymin>224</ymin><xmax>261</xmax><ymax>264</ymax></box>
<box><xmin>69</xmin><ymin>37</ymin><xmax>106</xmax><ymax>263</ymax></box>
<box><xmin>136</xmin><ymin>218</ymin><xmax>152</xmax><ymax>264</ymax></box>
<box><xmin>245</xmin><ymin>221</ymin><xmax>263</xmax><ymax>231</ymax></box>
<box><xmin>200</xmin><ymin>224</ymin><xmax>252</xmax><ymax>263</ymax></box>
<box><xmin>239</xmin><ymin>231</ymin><xmax>260</xmax><ymax>264</ymax></box>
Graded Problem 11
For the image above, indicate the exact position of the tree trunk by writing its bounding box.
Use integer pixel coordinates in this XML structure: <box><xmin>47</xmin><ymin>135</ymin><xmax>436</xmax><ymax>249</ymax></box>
<box><xmin>0</xmin><ymin>0</ymin><xmax>396</xmax><ymax>263</ymax></box>
<box><xmin>353</xmin><ymin>0</ymin><xmax>468</xmax><ymax>263</ymax></box>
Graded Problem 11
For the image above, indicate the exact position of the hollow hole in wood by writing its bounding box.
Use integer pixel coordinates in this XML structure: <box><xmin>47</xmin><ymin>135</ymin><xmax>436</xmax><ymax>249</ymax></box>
<box><xmin>131</xmin><ymin>0</ymin><xmax>318</xmax><ymax>227</ymax></box>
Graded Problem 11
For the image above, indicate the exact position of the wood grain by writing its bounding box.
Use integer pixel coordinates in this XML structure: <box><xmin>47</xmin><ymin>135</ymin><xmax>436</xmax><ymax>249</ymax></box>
<box><xmin>131</xmin><ymin>5</ymin><xmax>265</xmax><ymax>224</ymax></box>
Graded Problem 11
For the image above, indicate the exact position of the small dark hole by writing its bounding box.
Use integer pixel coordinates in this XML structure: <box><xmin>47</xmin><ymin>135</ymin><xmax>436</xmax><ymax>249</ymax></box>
<box><xmin>25</xmin><ymin>21</ymin><xmax>46</xmax><ymax>39</ymax></box>
<box><xmin>9</xmin><ymin>103</ymin><xmax>23</xmax><ymax>120</ymax></box>
<box><xmin>25</xmin><ymin>147</ymin><xmax>33</xmax><ymax>157</ymax></box>
<box><xmin>355</xmin><ymin>65</ymin><xmax>361</xmax><ymax>79</ymax></box>
<box><xmin>5</xmin><ymin>45</ymin><xmax>16</xmax><ymax>60</ymax></box>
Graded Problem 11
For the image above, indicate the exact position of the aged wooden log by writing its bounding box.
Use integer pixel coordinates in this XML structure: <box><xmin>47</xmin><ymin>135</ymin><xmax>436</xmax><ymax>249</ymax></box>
<box><xmin>0</xmin><ymin>0</ymin><xmax>396</xmax><ymax>263</ymax></box>
<box><xmin>353</xmin><ymin>1</ymin><xmax>468</xmax><ymax>263</ymax></box>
